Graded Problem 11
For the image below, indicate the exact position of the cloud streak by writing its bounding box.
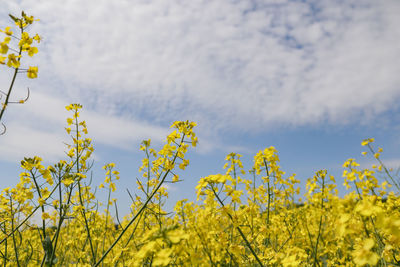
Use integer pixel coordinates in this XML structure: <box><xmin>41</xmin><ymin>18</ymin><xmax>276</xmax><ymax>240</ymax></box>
<box><xmin>0</xmin><ymin>92</ymin><xmax>171</xmax><ymax>162</ymax></box>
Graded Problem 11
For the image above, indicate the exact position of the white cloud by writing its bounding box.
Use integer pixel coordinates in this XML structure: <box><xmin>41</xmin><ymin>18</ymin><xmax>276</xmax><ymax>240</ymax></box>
<box><xmin>0</xmin><ymin>122</ymin><xmax>65</xmax><ymax>162</ymax></box>
<box><xmin>0</xmin><ymin>0</ymin><xmax>399</xmax><ymax>153</ymax></box>
<box><xmin>0</xmin><ymin>89</ymin><xmax>219</xmax><ymax>161</ymax></box>
<box><xmin>0</xmin><ymin>91</ymin><xmax>171</xmax><ymax>162</ymax></box>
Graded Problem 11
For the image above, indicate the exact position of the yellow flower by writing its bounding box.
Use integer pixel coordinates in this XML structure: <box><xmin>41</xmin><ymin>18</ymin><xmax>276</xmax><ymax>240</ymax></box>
<box><xmin>33</xmin><ymin>33</ymin><xmax>41</xmax><ymax>43</ymax></box>
<box><xmin>41</xmin><ymin>212</ymin><xmax>50</xmax><ymax>220</ymax></box>
<box><xmin>26</xmin><ymin>191</ymin><xmax>33</xmax><ymax>200</ymax></box>
<box><xmin>110</xmin><ymin>182</ymin><xmax>116</xmax><ymax>192</ymax></box>
<box><xmin>0</xmin><ymin>42</ymin><xmax>8</xmax><ymax>54</ymax></box>
<box><xmin>27</xmin><ymin>46</ymin><xmax>38</xmax><ymax>57</ymax></box>
<box><xmin>67</xmin><ymin>149</ymin><xmax>75</xmax><ymax>157</ymax></box>
<box><xmin>23</xmin><ymin>14</ymin><xmax>36</xmax><ymax>24</ymax></box>
<box><xmin>38</xmin><ymin>197</ymin><xmax>46</xmax><ymax>206</ymax></box>
<box><xmin>62</xmin><ymin>178</ymin><xmax>74</xmax><ymax>186</ymax></box>
<box><xmin>0</xmin><ymin>26</ymin><xmax>13</xmax><ymax>36</ymax></box>
<box><xmin>361</xmin><ymin>138</ymin><xmax>374</xmax><ymax>146</ymax></box>
<box><xmin>230</xmin><ymin>190</ymin><xmax>242</xmax><ymax>203</ymax></box>
<box><xmin>19</xmin><ymin>32</ymin><xmax>32</xmax><ymax>47</ymax></box>
<box><xmin>41</xmin><ymin>169</ymin><xmax>53</xmax><ymax>185</ymax></box>
<box><xmin>164</xmin><ymin>159</ymin><xmax>174</xmax><ymax>170</ymax></box>
<box><xmin>196</xmin><ymin>177</ymin><xmax>208</xmax><ymax>190</ymax></box>
<box><xmin>191</xmin><ymin>136</ymin><xmax>198</xmax><ymax>147</ymax></box>
<box><xmin>27</xmin><ymin>66</ymin><xmax>38</xmax><ymax>78</ymax></box>
<box><xmin>153</xmin><ymin>248</ymin><xmax>173</xmax><ymax>266</ymax></box>
<box><xmin>76</xmin><ymin>173</ymin><xmax>86</xmax><ymax>180</ymax></box>
<box><xmin>7</xmin><ymin>53</ymin><xmax>20</xmax><ymax>68</ymax></box>
<box><xmin>352</xmin><ymin>238</ymin><xmax>379</xmax><ymax>266</ymax></box>
<box><xmin>179</xmin><ymin>159</ymin><xmax>189</xmax><ymax>170</ymax></box>
<box><xmin>354</xmin><ymin>198</ymin><xmax>382</xmax><ymax>217</ymax></box>
<box><xmin>0</xmin><ymin>55</ymin><xmax>6</xmax><ymax>64</ymax></box>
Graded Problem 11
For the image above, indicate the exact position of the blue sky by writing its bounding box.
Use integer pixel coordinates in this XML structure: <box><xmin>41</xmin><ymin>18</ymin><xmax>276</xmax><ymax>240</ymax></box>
<box><xmin>1</xmin><ymin>0</ymin><xmax>400</xmax><ymax>215</ymax></box>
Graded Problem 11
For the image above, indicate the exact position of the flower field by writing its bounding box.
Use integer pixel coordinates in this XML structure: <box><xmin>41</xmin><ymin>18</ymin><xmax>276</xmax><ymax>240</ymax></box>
<box><xmin>1</xmin><ymin>12</ymin><xmax>400</xmax><ymax>267</ymax></box>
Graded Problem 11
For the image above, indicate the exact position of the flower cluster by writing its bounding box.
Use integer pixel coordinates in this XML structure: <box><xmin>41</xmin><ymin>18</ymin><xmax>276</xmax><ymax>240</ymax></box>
<box><xmin>0</xmin><ymin>11</ymin><xmax>40</xmax><ymax>76</ymax></box>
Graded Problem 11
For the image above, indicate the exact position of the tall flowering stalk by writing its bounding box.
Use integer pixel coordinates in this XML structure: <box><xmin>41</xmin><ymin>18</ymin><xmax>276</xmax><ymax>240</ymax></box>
<box><xmin>0</xmin><ymin>11</ymin><xmax>40</xmax><ymax>134</ymax></box>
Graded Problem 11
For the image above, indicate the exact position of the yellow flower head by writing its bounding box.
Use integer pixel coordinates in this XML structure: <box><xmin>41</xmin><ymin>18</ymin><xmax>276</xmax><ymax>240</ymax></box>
<box><xmin>6</xmin><ymin>53</ymin><xmax>20</xmax><ymax>68</ymax></box>
<box><xmin>27</xmin><ymin>66</ymin><xmax>38</xmax><ymax>78</ymax></box>
<box><xmin>0</xmin><ymin>26</ymin><xmax>13</xmax><ymax>36</ymax></box>
<box><xmin>361</xmin><ymin>138</ymin><xmax>374</xmax><ymax>146</ymax></box>
<box><xmin>0</xmin><ymin>42</ymin><xmax>8</xmax><ymax>54</ymax></box>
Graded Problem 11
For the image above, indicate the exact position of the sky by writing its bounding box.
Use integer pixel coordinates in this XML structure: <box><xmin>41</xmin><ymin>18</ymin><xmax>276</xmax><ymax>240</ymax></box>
<box><xmin>1</xmin><ymin>0</ymin><xmax>400</xmax><ymax>215</ymax></box>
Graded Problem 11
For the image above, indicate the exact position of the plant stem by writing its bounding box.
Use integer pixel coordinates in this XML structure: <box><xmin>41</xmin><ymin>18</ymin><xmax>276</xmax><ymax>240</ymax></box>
<box><xmin>0</xmin><ymin>24</ymin><xmax>23</xmax><ymax>123</ymax></box>
<box><xmin>211</xmin><ymin>186</ymin><xmax>264</xmax><ymax>267</ymax></box>
<box><xmin>92</xmin><ymin>134</ymin><xmax>186</xmax><ymax>267</ymax></box>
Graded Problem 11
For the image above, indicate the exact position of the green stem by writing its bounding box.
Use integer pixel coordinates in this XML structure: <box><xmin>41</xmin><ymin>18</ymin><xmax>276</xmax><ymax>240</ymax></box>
<box><xmin>49</xmin><ymin>168</ymin><xmax>71</xmax><ymax>267</ymax></box>
<box><xmin>92</xmin><ymin>134</ymin><xmax>186</xmax><ymax>267</ymax></box>
<box><xmin>73</xmin><ymin>111</ymin><xmax>96</xmax><ymax>263</ymax></box>
<box><xmin>313</xmin><ymin>176</ymin><xmax>325</xmax><ymax>267</ymax></box>
<box><xmin>30</xmin><ymin>171</ymin><xmax>46</xmax><ymax>240</ymax></box>
<box><xmin>211</xmin><ymin>186</ymin><xmax>264</xmax><ymax>267</ymax></box>
<box><xmin>368</xmin><ymin>144</ymin><xmax>400</xmax><ymax>191</ymax></box>
<box><xmin>101</xmin><ymin>186</ymin><xmax>112</xmax><ymax>267</ymax></box>
<box><xmin>9</xmin><ymin>199</ymin><xmax>21</xmax><ymax>267</ymax></box>
<box><xmin>0</xmin><ymin>24</ymin><xmax>24</xmax><ymax>123</ymax></box>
